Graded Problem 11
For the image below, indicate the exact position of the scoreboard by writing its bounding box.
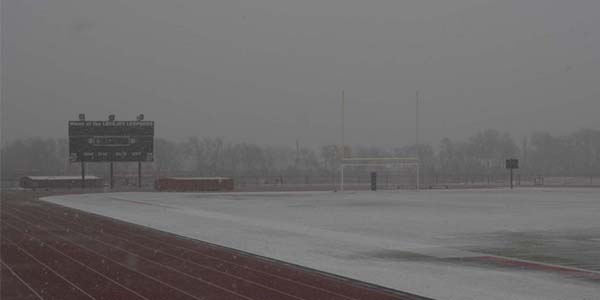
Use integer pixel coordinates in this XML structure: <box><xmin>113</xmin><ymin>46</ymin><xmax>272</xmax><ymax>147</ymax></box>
<box><xmin>69</xmin><ymin>121</ymin><xmax>154</xmax><ymax>162</ymax></box>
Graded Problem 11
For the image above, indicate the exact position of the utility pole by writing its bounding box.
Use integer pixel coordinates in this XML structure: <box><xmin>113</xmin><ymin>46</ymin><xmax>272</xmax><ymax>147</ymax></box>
<box><xmin>295</xmin><ymin>139</ymin><xmax>300</xmax><ymax>168</ymax></box>
<box><xmin>341</xmin><ymin>90</ymin><xmax>345</xmax><ymax>158</ymax></box>
<box><xmin>416</xmin><ymin>90</ymin><xmax>421</xmax><ymax>190</ymax></box>
<box><xmin>340</xmin><ymin>90</ymin><xmax>346</xmax><ymax>191</ymax></box>
<box><xmin>415</xmin><ymin>90</ymin><xmax>420</xmax><ymax>150</ymax></box>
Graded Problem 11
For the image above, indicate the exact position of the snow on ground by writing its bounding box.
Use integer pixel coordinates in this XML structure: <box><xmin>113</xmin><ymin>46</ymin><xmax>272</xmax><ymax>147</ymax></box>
<box><xmin>43</xmin><ymin>188</ymin><xmax>600</xmax><ymax>300</ymax></box>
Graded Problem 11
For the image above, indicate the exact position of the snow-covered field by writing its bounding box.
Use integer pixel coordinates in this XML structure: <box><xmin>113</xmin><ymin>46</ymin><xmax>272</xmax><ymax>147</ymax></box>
<box><xmin>43</xmin><ymin>188</ymin><xmax>600</xmax><ymax>300</ymax></box>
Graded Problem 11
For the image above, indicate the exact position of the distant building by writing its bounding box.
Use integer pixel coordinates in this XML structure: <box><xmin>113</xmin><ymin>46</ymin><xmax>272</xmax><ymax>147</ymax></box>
<box><xmin>20</xmin><ymin>176</ymin><xmax>103</xmax><ymax>189</ymax></box>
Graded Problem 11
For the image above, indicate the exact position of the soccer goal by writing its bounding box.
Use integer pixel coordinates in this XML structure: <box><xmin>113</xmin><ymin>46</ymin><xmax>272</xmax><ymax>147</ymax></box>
<box><xmin>339</xmin><ymin>157</ymin><xmax>420</xmax><ymax>191</ymax></box>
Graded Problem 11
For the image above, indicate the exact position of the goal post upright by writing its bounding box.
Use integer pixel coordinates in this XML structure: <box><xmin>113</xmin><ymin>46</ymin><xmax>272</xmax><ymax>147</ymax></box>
<box><xmin>336</xmin><ymin>90</ymin><xmax>421</xmax><ymax>191</ymax></box>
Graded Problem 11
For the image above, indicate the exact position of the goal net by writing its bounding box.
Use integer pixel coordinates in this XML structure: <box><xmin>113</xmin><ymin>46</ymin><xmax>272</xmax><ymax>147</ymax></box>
<box><xmin>339</xmin><ymin>157</ymin><xmax>420</xmax><ymax>191</ymax></box>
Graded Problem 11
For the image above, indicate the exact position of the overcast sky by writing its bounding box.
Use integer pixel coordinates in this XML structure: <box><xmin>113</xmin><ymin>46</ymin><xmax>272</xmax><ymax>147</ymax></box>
<box><xmin>2</xmin><ymin>0</ymin><xmax>599</xmax><ymax>147</ymax></box>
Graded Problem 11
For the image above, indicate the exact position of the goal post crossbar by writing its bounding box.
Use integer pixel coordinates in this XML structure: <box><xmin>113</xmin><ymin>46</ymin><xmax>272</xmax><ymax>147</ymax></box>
<box><xmin>340</xmin><ymin>163</ymin><xmax>419</xmax><ymax>167</ymax></box>
<box><xmin>341</xmin><ymin>157</ymin><xmax>419</xmax><ymax>162</ymax></box>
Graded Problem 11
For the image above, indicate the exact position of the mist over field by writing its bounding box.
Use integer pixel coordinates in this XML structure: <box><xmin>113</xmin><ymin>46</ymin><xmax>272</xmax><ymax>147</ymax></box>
<box><xmin>2</xmin><ymin>129</ymin><xmax>599</xmax><ymax>188</ymax></box>
<box><xmin>2</xmin><ymin>3</ymin><xmax>600</xmax><ymax>300</ymax></box>
<box><xmin>2</xmin><ymin>0</ymin><xmax>600</xmax><ymax>148</ymax></box>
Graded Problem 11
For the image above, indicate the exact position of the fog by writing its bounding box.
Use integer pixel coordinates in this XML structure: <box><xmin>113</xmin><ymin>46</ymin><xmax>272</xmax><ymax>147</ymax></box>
<box><xmin>2</xmin><ymin>0</ymin><xmax>599</xmax><ymax>147</ymax></box>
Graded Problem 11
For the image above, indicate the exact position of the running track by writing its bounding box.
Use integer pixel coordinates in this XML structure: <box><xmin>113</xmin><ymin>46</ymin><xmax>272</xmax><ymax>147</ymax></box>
<box><xmin>1</xmin><ymin>193</ymin><xmax>433</xmax><ymax>300</ymax></box>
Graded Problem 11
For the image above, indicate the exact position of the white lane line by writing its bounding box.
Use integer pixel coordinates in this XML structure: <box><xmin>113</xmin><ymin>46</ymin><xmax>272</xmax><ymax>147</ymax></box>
<box><xmin>1</xmin><ymin>236</ymin><xmax>98</xmax><ymax>300</ymax></box>
<box><xmin>2</xmin><ymin>219</ymin><xmax>151</xmax><ymax>300</ymax></box>
<box><xmin>0</xmin><ymin>260</ymin><xmax>45</xmax><ymax>300</ymax></box>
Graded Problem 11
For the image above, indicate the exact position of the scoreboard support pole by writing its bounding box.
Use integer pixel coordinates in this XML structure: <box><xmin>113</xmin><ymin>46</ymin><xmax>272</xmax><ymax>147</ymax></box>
<box><xmin>138</xmin><ymin>161</ymin><xmax>142</xmax><ymax>188</ymax></box>
<box><xmin>110</xmin><ymin>162</ymin><xmax>114</xmax><ymax>189</ymax></box>
<box><xmin>81</xmin><ymin>158</ymin><xmax>85</xmax><ymax>189</ymax></box>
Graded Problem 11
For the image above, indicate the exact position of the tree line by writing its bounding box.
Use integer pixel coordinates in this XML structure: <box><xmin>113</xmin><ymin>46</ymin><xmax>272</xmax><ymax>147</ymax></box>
<box><xmin>2</xmin><ymin>128</ymin><xmax>599</xmax><ymax>182</ymax></box>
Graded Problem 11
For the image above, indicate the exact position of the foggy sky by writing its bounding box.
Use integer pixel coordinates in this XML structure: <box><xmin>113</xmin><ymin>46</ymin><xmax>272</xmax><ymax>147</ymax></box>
<box><xmin>2</xmin><ymin>0</ymin><xmax>599</xmax><ymax>148</ymax></box>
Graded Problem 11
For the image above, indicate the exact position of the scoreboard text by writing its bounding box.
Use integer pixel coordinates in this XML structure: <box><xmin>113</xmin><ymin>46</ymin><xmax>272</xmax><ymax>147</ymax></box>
<box><xmin>69</xmin><ymin>121</ymin><xmax>154</xmax><ymax>162</ymax></box>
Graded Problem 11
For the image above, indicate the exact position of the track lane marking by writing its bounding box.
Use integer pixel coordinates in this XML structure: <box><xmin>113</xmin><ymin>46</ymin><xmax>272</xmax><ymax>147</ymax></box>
<box><xmin>4</xmin><ymin>208</ymin><xmax>284</xmax><ymax>300</ymax></box>
<box><xmin>2</xmin><ymin>211</ymin><xmax>234</xmax><ymax>300</ymax></box>
<box><xmin>1</xmin><ymin>221</ymin><xmax>151</xmax><ymax>300</ymax></box>
<box><xmin>1</xmin><ymin>237</ymin><xmax>98</xmax><ymax>300</ymax></box>
<box><xmin>0</xmin><ymin>260</ymin><xmax>45</xmax><ymax>300</ymax></box>
<box><xmin>17</xmin><ymin>205</ymin><xmax>359</xmax><ymax>300</ymax></box>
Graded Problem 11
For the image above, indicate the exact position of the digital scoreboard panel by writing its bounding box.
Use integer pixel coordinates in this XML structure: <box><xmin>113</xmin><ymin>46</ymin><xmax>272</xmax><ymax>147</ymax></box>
<box><xmin>69</xmin><ymin>121</ymin><xmax>154</xmax><ymax>162</ymax></box>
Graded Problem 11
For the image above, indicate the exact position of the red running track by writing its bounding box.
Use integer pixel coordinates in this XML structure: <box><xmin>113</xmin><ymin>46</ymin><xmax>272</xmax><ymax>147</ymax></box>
<box><xmin>1</xmin><ymin>194</ymin><xmax>433</xmax><ymax>300</ymax></box>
